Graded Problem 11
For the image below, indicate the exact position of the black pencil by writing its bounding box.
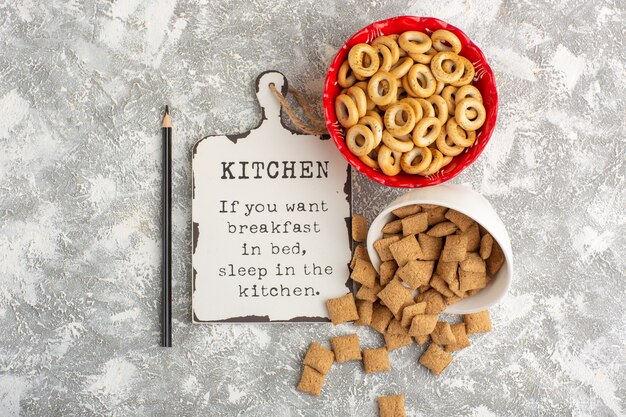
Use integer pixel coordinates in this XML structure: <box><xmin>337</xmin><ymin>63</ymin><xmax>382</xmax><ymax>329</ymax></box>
<box><xmin>161</xmin><ymin>106</ymin><xmax>172</xmax><ymax>347</ymax></box>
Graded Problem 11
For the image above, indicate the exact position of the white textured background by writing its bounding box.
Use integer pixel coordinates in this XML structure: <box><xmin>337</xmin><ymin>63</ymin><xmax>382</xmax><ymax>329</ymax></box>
<box><xmin>0</xmin><ymin>0</ymin><xmax>624</xmax><ymax>416</ymax></box>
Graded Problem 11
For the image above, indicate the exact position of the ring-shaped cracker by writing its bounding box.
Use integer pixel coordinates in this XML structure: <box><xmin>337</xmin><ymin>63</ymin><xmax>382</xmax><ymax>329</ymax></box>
<box><xmin>400</xmin><ymin>97</ymin><xmax>424</xmax><ymax>122</ymax></box>
<box><xmin>418</xmin><ymin>148</ymin><xmax>444</xmax><ymax>176</ymax></box>
<box><xmin>378</xmin><ymin>85</ymin><xmax>407</xmax><ymax>112</ymax></box>
<box><xmin>346</xmin><ymin>124</ymin><xmax>375</xmax><ymax>156</ymax></box>
<box><xmin>455</xmin><ymin>98</ymin><xmax>486</xmax><ymax>131</ymax></box>
<box><xmin>372</xmin><ymin>36</ymin><xmax>400</xmax><ymax>64</ymax></box>
<box><xmin>455</xmin><ymin>84</ymin><xmax>481</xmax><ymax>118</ymax></box>
<box><xmin>401</xmin><ymin>146</ymin><xmax>432</xmax><ymax>174</ymax></box>
<box><xmin>359</xmin><ymin>145</ymin><xmax>380</xmax><ymax>170</ymax></box>
<box><xmin>455</xmin><ymin>84</ymin><xmax>483</xmax><ymax>104</ymax></box>
<box><xmin>440</xmin><ymin>85</ymin><xmax>458</xmax><ymax>114</ymax></box>
<box><xmin>335</xmin><ymin>94</ymin><xmax>360</xmax><ymax>128</ymax></box>
<box><xmin>435</xmin><ymin>80</ymin><xmax>445</xmax><ymax>95</ymax></box>
<box><xmin>398</xmin><ymin>31</ymin><xmax>432</xmax><ymax>54</ymax></box>
<box><xmin>412</xmin><ymin>116</ymin><xmax>442</xmax><ymax>147</ymax></box>
<box><xmin>451</xmin><ymin>56</ymin><xmax>475</xmax><ymax>87</ymax></box>
<box><xmin>431</xmin><ymin>30</ymin><xmax>462</xmax><ymax>54</ymax></box>
<box><xmin>354</xmin><ymin>81</ymin><xmax>377</xmax><ymax>110</ymax></box>
<box><xmin>409</xmin><ymin>47</ymin><xmax>437</xmax><ymax>64</ymax></box>
<box><xmin>426</xmin><ymin>95</ymin><xmax>449</xmax><ymax>126</ymax></box>
<box><xmin>338</xmin><ymin>60</ymin><xmax>356</xmax><ymax>88</ymax></box>
<box><xmin>436</xmin><ymin>129</ymin><xmax>465</xmax><ymax>156</ymax></box>
<box><xmin>390</xmin><ymin>57</ymin><xmax>414</xmax><ymax>79</ymax></box>
<box><xmin>382</xmin><ymin>130</ymin><xmax>414</xmax><ymax>153</ymax></box>
<box><xmin>345</xmin><ymin>86</ymin><xmax>367</xmax><ymax>118</ymax></box>
<box><xmin>446</xmin><ymin>117</ymin><xmax>477</xmax><ymax>147</ymax></box>
<box><xmin>348</xmin><ymin>43</ymin><xmax>380</xmax><ymax>78</ymax></box>
<box><xmin>441</xmin><ymin>155</ymin><xmax>453</xmax><ymax>168</ymax></box>
<box><xmin>359</xmin><ymin>154</ymin><xmax>379</xmax><ymax>170</ymax></box>
<box><xmin>358</xmin><ymin>115</ymin><xmax>383</xmax><ymax>147</ymax></box>
<box><xmin>396</xmin><ymin>86</ymin><xmax>408</xmax><ymax>102</ymax></box>
<box><xmin>367</xmin><ymin>71</ymin><xmax>398</xmax><ymax>106</ymax></box>
<box><xmin>415</xmin><ymin>98</ymin><xmax>435</xmax><ymax>118</ymax></box>
<box><xmin>442</xmin><ymin>59</ymin><xmax>457</xmax><ymax>74</ymax></box>
<box><xmin>401</xmin><ymin>75</ymin><xmax>418</xmax><ymax>98</ymax></box>
<box><xmin>407</xmin><ymin>64</ymin><xmax>437</xmax><ymax>98</ymax></box>
<box><xmin>377</xmin><ymin>144</ymin><xmax>402</xmax><ymax>176</ymax></box>
<box><xmin>388</xmin><ymin>34</ymin><xmax>408</xmax><ymax>58</ymax></box>
<box><xmin>384</xmin><ymin>102</ymin><xmax>416</xmax><ymax>137</ymax></box>
<box><xmin>365</xmin><ymin>110</ymin><xmax>383</xmax><ymax>125</ymax></box>
<box><xmin>374</xmin><ymin>43</ymin><xmax>394</xmax><ymax>72</ymax></box>
<box><xmin>430</xmin><ymin>52</ymin><xmax>464</xmax><ymax>84</ymax></box>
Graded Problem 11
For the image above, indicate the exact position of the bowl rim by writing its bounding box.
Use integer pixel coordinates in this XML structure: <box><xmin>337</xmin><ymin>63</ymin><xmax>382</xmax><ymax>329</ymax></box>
<box><xmin>323</xmin><ymin>15</ymin><xmax>499</xmax><ymax>188</ymax></box>
<box><xmin>366</xmin><ymin>187</ymin><xmax>513</xmax><ymax>314</ymax></box>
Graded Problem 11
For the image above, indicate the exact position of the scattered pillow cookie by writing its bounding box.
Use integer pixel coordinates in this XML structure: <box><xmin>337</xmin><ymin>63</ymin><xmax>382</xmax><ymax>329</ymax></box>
<box><xmin>429</xmin><ymin>274</ymin><xmax>454</xmax><ymax>298</ymax></box>
<box><xmin>427</xmin><ymin>221</ymin><xmax>457</xmax><ymax>237</ymax></box>
<box><xmin>458</xmin><ymin>270</ymin><xmax>488</xmax><ymax>293</ymax></box>
<box><xmin>417</xmin><ymin>233</ymin><xmax>443</xmax><ymax>261</ymax></box>
<box><xmin>440</xmin><ymin>234</ymin><xmax>468</xmax><ymax>262</ymax></box>
<box><xmin>382</xmin><ymin>219</ymin><xmax>403</xmax><ymax>234</ymax></box>
<box><xmin>400</xmin><ymin>302</ymin><xmax>427</xmax><ymax>328</ymax></box>
<box><xmin>331</xmin><ymin>334</ymin><xmax>362</xmax><ymax>363</ymax></box>
<box><xmin>392</xmin><ymin>204</ymin><xmax>421</xmax><ymax>218</ymax></box>
<box><xmin>297</xmin><ymin>365</ymin><xmax>325</xmax><ymax>396</ymax></box>
<box><xmin>378</xmin><ymin>394</ymin><xmax>406</xmax><ymax>417</ymax></box>
<box><xmin>459</xmin><ymin>222</ymin><xmax>481</xmax><ymax>252</ymax></box>
<box><xmin>430</xmin><ymin>322</ymin><xmax>456</xmax><ymax>345</ymax></box>
<box><xmin>408</xmin><ymin>314</ymin><xmax>438</xmax><ymax>336</ymax></box>
<box><xmin>397</xmin><ymin>260</ymin><xmax>434</xmax><ymax>289</ymax></box>
<box><xmin>464</xmin><ymin>310</ymin><xmax>492</xmax><ymax>334</ymax></box>
<box><xmin>444</xmin><ymin>209</ymin><xmax>474</xmax><ymax>232</ymax></box>
<box><xmin>350</xmin><ymin>244</ymin><xmax>370</xmax><ymax>269</ymax></box>
<box><xmin>354</xmin><ymin>300</ymin><xmax>373</xmax><ymax>326</ymax></box>
<box><xmin>370</xmin><ymin>302</ymin><xmax>394</xmax><ymax>334</ymax></box>
<box><xmin>384</xmin><ymin>332</ymin><xmax>413</xmax><ymax>351</ymax></box>
<box><xmin>374</xmin><ymin>236</ymin><xmax>401</xmax><ymax>262</ymax></box>
<box><xmin>352</xmin><ymin>214</ymin><xmax>369</xmax><ymax>242</ymax></box>
<box><xmin>487</xmin><ymin>242</ymin><xmax>505</xmax><ymax>275</ymax></box>
<box><xmin>414</xmin><ymin>334</ymin><xmax>430</xmax><ymax>345</ymax></box>
<box><xmin>379</xmin><ymin>260</ymin><xmax>398</xmax><ymax>286</ymax></box>
<box><xmin>386</xmin><ymin>318</ymin><xmax>409</xmax><ymax>336</ymax></box>
<box><xmin>401</xmin><ymin>212</ymin><xmax>429</xmax><ymax>235</ymax></box>
<box><xmin>326</xmin><ymin>293</ymin><xmax>359</xmax><ymax>325</ymax></box>
<box><xmin>351</xmin><ymin>258</ymin><xmax>378</xmax><ymax>288</ymax></box>
<box><xmin>480</xmin><ymin>233</ymin><xmax>494</xmax><ymax>260</ymax></box>
<box><xmin>362</xmin><ymin>348</ymin><xmax>391</xmax><ymax>374</ymax></box>
<box><xmin>389</xmin><ymin>235</ymin><xmax>423</xmax><ymax>267</ymax></box>
<box><xmin>376</xmin><ymin>278</ymin><xmax>414</xmax><ymax>317</ymax></box>
<box><xmin>419</xmin><ymin>343</ymin><xmax>453</xmax><ymax>376</ymax></box>
<box><xmin>303</xmin><ymin>342</ymin><xmax>334</xmax><ymax>375</ymax></box>
<box><xmin>415</xmin><ymin>289</ymin><xmax>446</xmax><ymax>314</ymax></box>
<box><xmin>424</xmin><ymin>205</ymin><xmax>448</xmax><ymax>226</ymax></box>
<box><xmin>356</xmin><ymin>280</ymin><xmax>383</xmax><ymax>302</ymax></box>
<box><xmin>444</xmin><ymin>323</ymin><xmax>471</xmax><ymax>352</ymax></box>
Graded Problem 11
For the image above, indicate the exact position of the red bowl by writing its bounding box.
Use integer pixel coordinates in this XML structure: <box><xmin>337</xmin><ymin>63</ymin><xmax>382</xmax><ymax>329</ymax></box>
<box><xmin>323</xmin><ymin>16</ymin><xmax>498</xmax><ymax>188</ymax></box>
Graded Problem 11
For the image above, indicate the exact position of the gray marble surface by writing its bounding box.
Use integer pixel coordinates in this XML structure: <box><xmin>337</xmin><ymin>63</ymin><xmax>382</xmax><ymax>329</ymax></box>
<box><xmin>1</xmin><ymin>0</ymin><xmax>624</xmax><ymax>416</ymax></box>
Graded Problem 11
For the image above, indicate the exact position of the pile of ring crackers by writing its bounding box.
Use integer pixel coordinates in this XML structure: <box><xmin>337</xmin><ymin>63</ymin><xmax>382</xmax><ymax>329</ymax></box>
<box><xmin>334</xmin><ymin>29</ymin><xmax>486</xmax><ymax>177</ymax></box>
<box><xmin>296</xmin><ymin>204</ymin><xmax>505</xmax><ymax>416</ymax></box>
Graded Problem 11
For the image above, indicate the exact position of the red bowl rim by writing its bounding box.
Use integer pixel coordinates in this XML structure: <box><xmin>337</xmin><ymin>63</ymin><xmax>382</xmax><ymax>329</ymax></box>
<box><xmin>323</xmin><ymin>16</ymin><xmax>498</xmax><ymax>188</ymax></box>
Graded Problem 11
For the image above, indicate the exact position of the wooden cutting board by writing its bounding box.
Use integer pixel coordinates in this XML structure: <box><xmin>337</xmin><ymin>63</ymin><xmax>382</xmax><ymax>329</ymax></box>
<box><xmin>192</xmin><ymin>71</ymin><xmax>352</xmax><ymax>323</ymax></box>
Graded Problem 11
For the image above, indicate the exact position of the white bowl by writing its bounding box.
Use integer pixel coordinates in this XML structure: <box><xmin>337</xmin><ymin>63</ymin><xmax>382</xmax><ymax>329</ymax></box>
<box><xmin>366</xmin><ymin>184</ymin><xmax>513</xmax><ymax>314</ymax></box>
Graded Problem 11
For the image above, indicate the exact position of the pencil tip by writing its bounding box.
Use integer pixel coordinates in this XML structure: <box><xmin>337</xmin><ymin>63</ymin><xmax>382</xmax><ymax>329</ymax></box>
<box><xmin>162</xmin><ymin>106</ymin><xmax>172</xmax><ymax>128</ymax></box>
